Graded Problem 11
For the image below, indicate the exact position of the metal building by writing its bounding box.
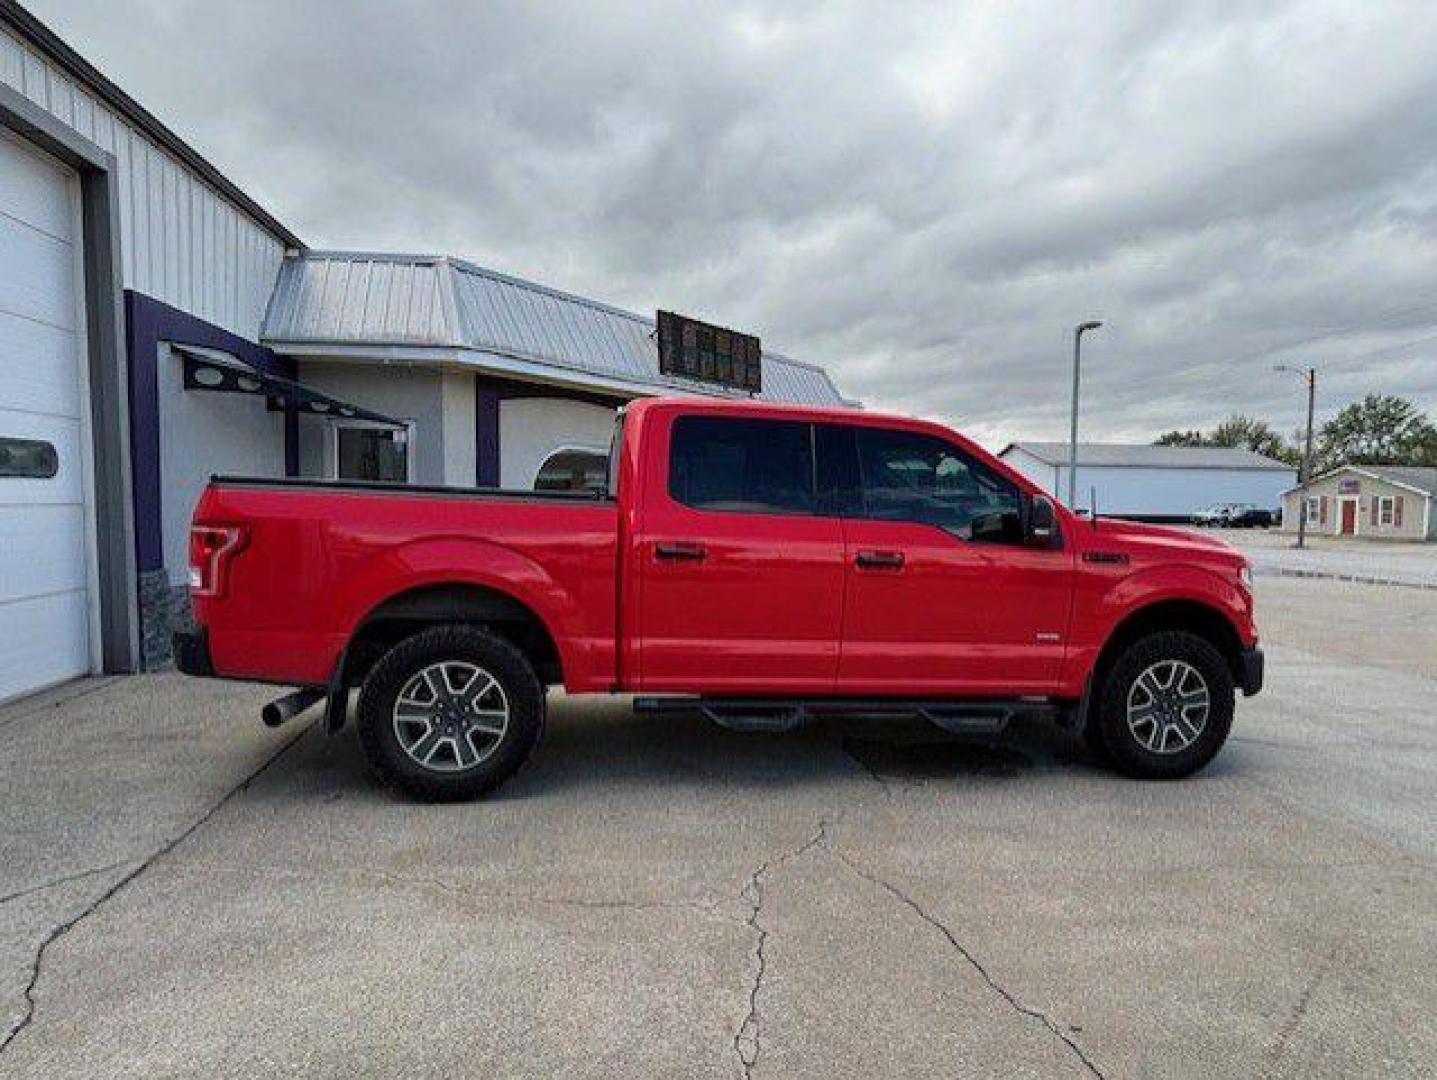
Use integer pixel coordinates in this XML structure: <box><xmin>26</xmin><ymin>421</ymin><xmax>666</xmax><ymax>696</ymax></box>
<box><xmin>998</xmin><ymin>442</ymin><xmax>1295</xmax><ymax>522</ymax></box>
<box><xmin>0</xmin><ymin>3</ymin><xmax>848</xmax><ymax>701</ymax></box>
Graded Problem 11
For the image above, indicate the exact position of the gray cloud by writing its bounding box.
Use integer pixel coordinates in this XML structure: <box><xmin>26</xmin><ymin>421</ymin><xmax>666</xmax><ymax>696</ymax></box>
<box><xmin>36</xmin><ymin>0</ymin><xmax>1437</xmax><ymax>446</ymax></box>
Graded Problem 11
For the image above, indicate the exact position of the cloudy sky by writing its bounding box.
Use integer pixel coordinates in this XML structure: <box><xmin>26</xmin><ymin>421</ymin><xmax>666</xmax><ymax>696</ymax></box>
<box><xmin>32</xmin><ymin>0</ymin><xmax>1437</xmax><ymax>446</ymax></box>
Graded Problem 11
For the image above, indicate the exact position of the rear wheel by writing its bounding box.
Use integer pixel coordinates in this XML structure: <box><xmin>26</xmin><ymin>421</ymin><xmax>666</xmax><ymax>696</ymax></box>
<box><xmin>1096</xmin><ymin>630</ymin><xmax>1234</xmax><ymax>779</ymax></box>
<box><xmin>357</xmin><ymin>625</ymin><xmax>544</xmax><ymax>801</ymax></box>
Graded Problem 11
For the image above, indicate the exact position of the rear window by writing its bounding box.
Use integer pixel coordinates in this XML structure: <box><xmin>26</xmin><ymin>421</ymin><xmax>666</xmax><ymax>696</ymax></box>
<box><xmin>668</xmin><ymin>416</ymin><xmax>814</xmax><ymax>515</ymax></box>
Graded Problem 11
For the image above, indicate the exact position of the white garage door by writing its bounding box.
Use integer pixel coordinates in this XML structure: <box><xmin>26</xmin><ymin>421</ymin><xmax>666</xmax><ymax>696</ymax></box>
<box><xmin>0</xmin><ymin>128</ymin><xmax>95</xmax><ymax>703</ymax></box>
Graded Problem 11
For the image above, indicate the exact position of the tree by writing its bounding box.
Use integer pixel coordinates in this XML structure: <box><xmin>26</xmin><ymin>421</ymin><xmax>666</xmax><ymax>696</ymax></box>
<box><xmin>1314</xmin><ymin>394</ymin><xmax>1437</xmax><ymax>471</ymax></box>
<box><xmin>1405</xmin><ymin>424</ymin><xmax>1437</xmax><ymax>467</ymax></box>
<box><xmin>1207</xmin><ymin>415</ymin><xmax>1294</xmax><ymax>461</ymax></box>
<box><xmin>1155</xmin><ymin>429</ymin><xmax>1205</xmax><ymax>447</ymax></box>
<box><xmin>1153</xmin><ymin>414</ymin><xmax>1296</xmax><ymax>463</ymax></box>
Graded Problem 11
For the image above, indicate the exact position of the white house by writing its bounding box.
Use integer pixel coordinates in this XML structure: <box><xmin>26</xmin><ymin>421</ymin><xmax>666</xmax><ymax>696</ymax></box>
<box><xmin>1281</xmin><ymin>466</ymin><xmax>1437</xmax><ymax>541</ymax></box>
<box><xmin>998</xmin><ymin>442</ymin><xmax>1296</xmax><ymax>521</ymax></box>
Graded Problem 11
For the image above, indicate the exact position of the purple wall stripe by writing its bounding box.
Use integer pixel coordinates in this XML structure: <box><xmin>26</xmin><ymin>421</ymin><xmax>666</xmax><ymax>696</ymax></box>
<box><xmin>124</xmin><ymin>290</ymin><xmax>296</xmax><ymax>572</ymax></box>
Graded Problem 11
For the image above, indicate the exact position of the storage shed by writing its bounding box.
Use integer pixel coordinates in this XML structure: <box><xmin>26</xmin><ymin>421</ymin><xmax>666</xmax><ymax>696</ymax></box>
<box><xmin>998</xmin><ymin>442</ymin><xmax>1296</xmax><ymax>521</ymax></box>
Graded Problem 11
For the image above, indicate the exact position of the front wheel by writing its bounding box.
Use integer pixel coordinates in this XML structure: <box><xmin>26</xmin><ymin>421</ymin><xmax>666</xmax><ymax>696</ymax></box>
<box><xmin>1096</xmin><ymin>630</ymin><xmax>1234</xmax><ymax>779</ymax></box>
<box><xmin>357</xmin><ymin>625</ymin><xmax>544</xmax><ymax>801</ymax></box>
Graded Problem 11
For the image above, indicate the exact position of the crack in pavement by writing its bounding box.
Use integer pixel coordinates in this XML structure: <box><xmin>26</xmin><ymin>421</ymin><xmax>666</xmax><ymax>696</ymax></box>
<box><xmin>0</xmin><ymin>722</ymin><xmax>314</xmax><ymax>1056</ymax></box>
<box><xmin>0</xmin><ymin>860</ymin><xmax>137</xmax><ymax>909</ymax></box>
<box><xmin>1263</xmin><ymin>935</ymin><xmax>1345</xmax><ymax>1077</ymax></box>
<box><xmin>733</xmin><ymin>819</ymin><xmax>832</xmax><ymax>1079</ymax></box>
<box><xmin>827</xmin><ymin>842</ymin><xmax>1106</xmax><ymax>1079</ymax></box>
<box><xmin>727</xmin><ymin>816</ymin><xmax>1103</xmax><ymax>1079</ymax></box>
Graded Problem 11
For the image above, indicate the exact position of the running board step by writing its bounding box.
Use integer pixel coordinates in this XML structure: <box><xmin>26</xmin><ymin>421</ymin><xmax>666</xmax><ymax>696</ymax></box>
<box><xmin>918</xmin><ymin>706</ymin><xmax>1013</xmax><ymax>736</ymax></box>
<box><xmin>633</xmin><ymin>696</ymin><xmax>1055</xmax><ymax>737</ymax></box>
<box><xmin>701</xmin><ymin>703</ymin><xmax>808</xmax><ymax>733</ymax></box>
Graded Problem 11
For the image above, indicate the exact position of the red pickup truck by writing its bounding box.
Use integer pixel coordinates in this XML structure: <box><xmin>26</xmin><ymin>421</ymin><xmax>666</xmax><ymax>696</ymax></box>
<box><xmin>175</xmin><ymin>397</ymin><xmax>1262</xmax><ymax>799</ymax></box>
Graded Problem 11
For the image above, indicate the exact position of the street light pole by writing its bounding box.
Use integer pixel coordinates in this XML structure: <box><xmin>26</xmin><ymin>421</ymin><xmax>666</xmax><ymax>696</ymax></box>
<box><xmin>1275</xmin><ymin>364</ymin><xmax>1317</xmax><ymax>550</ymax></box>
<box><xmin>1068</xmin><ymin>320</ymin><xmax>1103</xmax><ymax>509</ymax></box>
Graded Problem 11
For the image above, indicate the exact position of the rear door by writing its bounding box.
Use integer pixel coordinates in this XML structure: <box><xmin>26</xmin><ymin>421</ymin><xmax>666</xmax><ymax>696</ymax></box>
<box><xmin>826</xmin><ymin>423</ymin><xmax>1073</xmax><ymax>696</ymax></box>
<box><xmin>634</xmin><ymin>412</ymin><xmax>844</xmax><ymax>693</ymax></box>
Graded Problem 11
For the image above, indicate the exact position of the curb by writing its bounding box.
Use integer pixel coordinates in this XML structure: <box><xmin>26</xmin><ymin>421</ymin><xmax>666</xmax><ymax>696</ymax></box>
<box><xmin>1255</xmin><ymin>567</ymin><xmax>1437</xmax><ymax>592</ymax></box>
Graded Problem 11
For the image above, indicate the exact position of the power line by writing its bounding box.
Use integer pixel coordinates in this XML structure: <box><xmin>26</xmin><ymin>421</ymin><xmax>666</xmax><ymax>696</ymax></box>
<box><xmin>1219</xmin><ymin>298</ymin><xmax>1437</xmax><ymax>368</ymax></box>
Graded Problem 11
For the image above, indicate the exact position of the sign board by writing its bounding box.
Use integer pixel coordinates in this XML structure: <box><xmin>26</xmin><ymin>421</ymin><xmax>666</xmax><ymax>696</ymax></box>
<box><xmin>1338</xmin><ymin>477</ymin><xmax>1360</xmax><ymax>494</ymax></box>
<box><xmin>656</xmin><ymin>310</ymin><xmax>761</xmax><ymax>393</ymax></box>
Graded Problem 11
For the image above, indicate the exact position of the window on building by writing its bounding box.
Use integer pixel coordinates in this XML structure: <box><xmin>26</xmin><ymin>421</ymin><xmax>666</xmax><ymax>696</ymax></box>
<box><xmin>535</xmin><ymin>448</ymin><xmax>608</xmax><ymax>494</ymax></box>
<box><xmin>854</xmin><ymin>426</ymin><xmax>1023</xmax><ymax>543</ymax></box>
<box><xmin>668</xmin><ymin>416</ymin><xmax>814</xmax><ymax>514</ymax></box>
<box><xmin>0</xmin><ymin>437</ymin><xmax>59</xmax><ymax>478</ymax></box>
<box><xmin>1304</xmin><ymin>496</ymin><xmax>1321</xmax><ymax>525</ymax></box>
<box><xmin>1379</xmin><ymin>496</ymin><xmax>1395</xmax><ymax>526</ymax></box>
<box><xmin>335</xmin><ymin>424</ymin><xmax>409</xmax><ymax>483</ymax></box>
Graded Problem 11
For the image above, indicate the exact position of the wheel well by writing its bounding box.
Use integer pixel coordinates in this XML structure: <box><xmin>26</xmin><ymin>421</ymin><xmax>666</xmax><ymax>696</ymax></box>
<box><xmin>1090</xmin><ymin>599</ymin><xmax>1243</xmax><ymax>706</ymax></box>
<box><xmin>343</xmin><ymin>584</ymin><xmax>563</xmax><ymax>686</ymax></box>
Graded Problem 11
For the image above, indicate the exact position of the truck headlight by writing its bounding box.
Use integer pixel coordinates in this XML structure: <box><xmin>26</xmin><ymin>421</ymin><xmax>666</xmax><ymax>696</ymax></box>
<box><xmin>1239</xmin><ymin>565</ymin><xmax>1253</xmax><ymax>589</ymax></box>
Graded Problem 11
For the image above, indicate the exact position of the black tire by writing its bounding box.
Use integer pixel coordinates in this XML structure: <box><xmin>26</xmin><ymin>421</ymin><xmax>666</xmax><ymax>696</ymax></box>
<box><xmin>1096</xmin><ymin>630</ymin><xmax>1234</xmax><ymax>780</ymax></box>
<box><xmin>357</xmin><ymin>624</ymin><xmax>544</xmax><ymax>801</ymax></box>
<box><xmin>1080</xmin><ymin>708</ymin><xmax>1113</xmax><ymax>764</ymax></box>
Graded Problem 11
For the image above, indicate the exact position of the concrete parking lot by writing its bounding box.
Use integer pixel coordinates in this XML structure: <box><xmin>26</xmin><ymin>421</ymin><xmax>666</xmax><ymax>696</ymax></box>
<box><xmin>1199</xmin><ymin>526</ymin><xmax>1437</xmax><ymax>589</ymax></box>
<box><xmin>2</xmin><ymin>575</ymin><xmax>1435</xmax><ymax>1078</ymax></box>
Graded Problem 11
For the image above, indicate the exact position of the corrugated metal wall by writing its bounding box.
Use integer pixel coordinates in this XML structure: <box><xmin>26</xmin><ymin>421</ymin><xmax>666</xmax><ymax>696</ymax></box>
<box><xmin>0</xmin><ymin>24</ymin><xmax>288</xmax><ymax>338</ymax></box>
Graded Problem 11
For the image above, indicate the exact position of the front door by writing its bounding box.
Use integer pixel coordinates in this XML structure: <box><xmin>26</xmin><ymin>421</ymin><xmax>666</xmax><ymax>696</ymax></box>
<box><xmin>1340</xmin><ymin>498</ymin><xmax>1357</xmax><ymax>535</ymax></box>
<box><xmin>634</xmin><ymin>412</ymin><xmax>845</xmax><ymax>694</ymax></box>
<box><xmin>829</xmin><ymin>423</ymin><xmax>1073</xmax><ymax>696</ymax></box>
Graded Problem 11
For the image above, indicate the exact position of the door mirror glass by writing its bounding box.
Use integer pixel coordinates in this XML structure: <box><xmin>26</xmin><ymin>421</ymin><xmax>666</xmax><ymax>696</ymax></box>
<box><xmin>1025</xmin><ymin>494</ymin><xmax>1060</xmax><ymax>547</ymax></box>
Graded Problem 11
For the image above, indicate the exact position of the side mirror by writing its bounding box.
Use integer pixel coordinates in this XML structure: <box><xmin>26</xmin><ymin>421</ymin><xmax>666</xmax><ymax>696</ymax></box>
<box><xmin>1024</xmin><ymin>494</ymin><xmax>1060</xmax><ymax>548</ymax></box>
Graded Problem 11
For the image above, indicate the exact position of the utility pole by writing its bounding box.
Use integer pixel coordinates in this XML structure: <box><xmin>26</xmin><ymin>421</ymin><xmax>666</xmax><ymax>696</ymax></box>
<box><xmin>1068</xmin><ymin>321</ymin><xmax>1103</xmax><ymax>509</ymax></box>
<box><xmin>1275</xmin><ymin>364</ymin><xmax>1317</xmax><ymax>549</ymax></box>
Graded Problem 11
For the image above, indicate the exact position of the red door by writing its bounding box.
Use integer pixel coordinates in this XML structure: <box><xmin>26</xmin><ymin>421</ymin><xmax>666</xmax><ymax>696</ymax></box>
<box><xmin>1340</xmin><ymin>499</ymin><xmax>1357</xmax><ymax>535</ymax></box>
<box><xmin>633</xmin><ymin>413</ymin><xmax>844</xmax><ymax>693</ymax></box>
<box><xmin>834</xmin><ymin>425</ymin><xmax>1073</xmax><ymax>696</ymax></box>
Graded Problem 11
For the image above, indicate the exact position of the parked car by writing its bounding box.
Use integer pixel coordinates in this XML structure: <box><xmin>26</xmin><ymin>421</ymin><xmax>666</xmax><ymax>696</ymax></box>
<box><xmin>1194</xmin><ymin>503</ymin><xmax>1274</xmax><ymax>528</ymax></box>
<box><xmin>1194</xmin><ymin>503</ymin><xmax>1239</xmax><ymax>526</ymax></box>
<box><xmin>175</xmin><ymin>398</ymin><xmax>1263</xmax><ymax>800</ymax></box>
<box><xmin>1228</xmin><ymin>506</ymin><xmax>1275</xmax><ymax>528</ymax></box>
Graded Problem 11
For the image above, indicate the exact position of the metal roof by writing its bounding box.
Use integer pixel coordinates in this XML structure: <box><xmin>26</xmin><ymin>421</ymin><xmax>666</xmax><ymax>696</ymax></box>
<box><xmin>260</xmin><ymin>252</ymin><xmax>849</xmax><ymax>407</ymax></box>
<box><xmin>1001</xmin><ymin>441</ymin><xmax>1295</xmax><ymax>471</ymax></box>
<box><xmin>1286</xmin><ymin>465</ymin><xmax>1437</xmax><ymax>496</ymax></box>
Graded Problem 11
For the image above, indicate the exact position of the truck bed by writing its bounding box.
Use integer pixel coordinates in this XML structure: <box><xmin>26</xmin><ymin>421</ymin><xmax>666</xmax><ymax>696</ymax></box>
<box><xmin>193</xmin><ymin>476</ymin><xmax>620</xmax><ymax>690</ymax></box>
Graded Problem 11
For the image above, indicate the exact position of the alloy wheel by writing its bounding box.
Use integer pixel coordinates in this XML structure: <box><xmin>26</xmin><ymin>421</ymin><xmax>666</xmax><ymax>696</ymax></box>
<box><xmin>1125</xmin><ymin>659</ymin><xmax>1210</xmax><ymax>755</ymax></box>
<box><xmin>392</xmin><ymin>661</ymin><xmax>510</xmax><ymax>772</ymax></box>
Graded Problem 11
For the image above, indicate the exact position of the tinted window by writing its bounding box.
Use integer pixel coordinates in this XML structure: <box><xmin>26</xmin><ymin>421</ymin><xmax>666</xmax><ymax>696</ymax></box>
<box><xmin>0</xmin><ymin>437</ymin><xmax>59</xmax><ymax>478</ymax></box>
<box><xmin>855</xmin><ymin>427</ymin><xmax>1023</xmax><ymax>542</ymax></box>
<box><xmin>337</xmin><ymin>426</ymin><xmax>408</xmax><ymax>482</ymax></box>
<box><xmin>815</xmin><ymin>423</ymin><xmax>861</xmax><ymax>516</ymax></box>
<box><xmin>535</xmin><ymin>449</ymin><xmax>607</xmax><ymax>494</ymax></box>
<box><xmin>669</xmin><ymin>416</ymin><xmax>814</xmax><ymax>514</ymax></box>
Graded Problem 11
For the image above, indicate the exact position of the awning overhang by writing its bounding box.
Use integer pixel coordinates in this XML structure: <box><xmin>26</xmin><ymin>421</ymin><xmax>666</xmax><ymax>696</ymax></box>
<box><xmin>175</xmin><ymin>345</ymin><xmax>404</xmax><ymax>427</ymax></box>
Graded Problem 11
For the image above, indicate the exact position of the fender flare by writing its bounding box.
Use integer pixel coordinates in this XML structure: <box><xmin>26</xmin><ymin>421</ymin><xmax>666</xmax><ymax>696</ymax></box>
<box><xmin>331</xmin><ymin>535</ymin><xmax>587</xmax><ymax>683</ymax></box>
